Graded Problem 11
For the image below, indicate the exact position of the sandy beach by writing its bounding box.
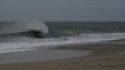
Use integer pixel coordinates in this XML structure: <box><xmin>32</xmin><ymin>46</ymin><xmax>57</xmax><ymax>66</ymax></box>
<box><xmin>0</xmin><ymin>41</ymin><xmax>125</xmax><ymax>70</ymax></box>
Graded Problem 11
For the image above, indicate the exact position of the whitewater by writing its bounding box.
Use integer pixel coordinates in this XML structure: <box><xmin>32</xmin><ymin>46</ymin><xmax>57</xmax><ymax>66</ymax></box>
<box><xmin>0</xmin><ymin>32</ymin><xmax>125</xmax><ymax>54</ymax></box>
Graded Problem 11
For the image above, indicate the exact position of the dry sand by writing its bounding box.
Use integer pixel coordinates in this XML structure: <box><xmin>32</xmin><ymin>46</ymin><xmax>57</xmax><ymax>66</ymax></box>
<box><xmin>0</xmin><ymin>41</ymin><xmax>125</xmax><ymax>70</ymax></box>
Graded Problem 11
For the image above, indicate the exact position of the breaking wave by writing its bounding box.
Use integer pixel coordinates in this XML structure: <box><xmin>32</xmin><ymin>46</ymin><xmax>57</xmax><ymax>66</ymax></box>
<box><xmin>0</xmin><ymin>21</ymin><xmax>49</xmax><ymax>38</ymax></box>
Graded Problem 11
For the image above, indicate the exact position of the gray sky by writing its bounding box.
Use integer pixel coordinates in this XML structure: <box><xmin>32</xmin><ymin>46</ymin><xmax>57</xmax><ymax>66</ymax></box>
<box><xmin>0</xmin><ymin>0</ymin><xmax>125</xmax><ymax>21</ymax></box>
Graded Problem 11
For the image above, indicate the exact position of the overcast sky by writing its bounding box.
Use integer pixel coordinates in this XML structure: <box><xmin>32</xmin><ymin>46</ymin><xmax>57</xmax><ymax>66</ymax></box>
<box><xmin>0</xmin><ymin>0</ymin><xmax>125</xmax><ymax>21</ymax></box>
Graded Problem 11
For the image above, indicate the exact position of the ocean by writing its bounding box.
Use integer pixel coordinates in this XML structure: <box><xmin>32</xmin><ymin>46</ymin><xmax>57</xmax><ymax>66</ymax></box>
<box><xmin>0</xmin><ymin>21</ymin><xmax>125</xmax><ymax>63</ymax></box>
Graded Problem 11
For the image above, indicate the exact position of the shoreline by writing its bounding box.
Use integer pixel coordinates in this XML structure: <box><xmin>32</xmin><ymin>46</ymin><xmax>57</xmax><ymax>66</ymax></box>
<box><xmin>0</xmin><ymin>41</ymin><xmax>125</xmax><ymax>70</ymax></box>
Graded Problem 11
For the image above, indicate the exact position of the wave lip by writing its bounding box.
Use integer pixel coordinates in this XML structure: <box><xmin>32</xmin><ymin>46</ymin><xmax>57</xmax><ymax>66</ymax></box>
<box><xmin>0</xmin><ymin>21</ymin><xmax>49</xmax><ymax>38</ymax></box>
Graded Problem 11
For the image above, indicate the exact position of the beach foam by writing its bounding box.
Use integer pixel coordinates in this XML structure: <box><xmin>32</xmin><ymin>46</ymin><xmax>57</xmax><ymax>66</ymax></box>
<box><xmin>0</xmin><ymin>32</ymin><xmax>125</xmax><ymax>54</ymax></box>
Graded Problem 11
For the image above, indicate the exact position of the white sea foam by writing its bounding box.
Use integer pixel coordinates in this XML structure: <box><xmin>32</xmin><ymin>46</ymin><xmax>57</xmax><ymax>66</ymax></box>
<box><xmin>0</xmin><ymin>32</ymin><xmax>125</xmax><ymax>54</ymax></box>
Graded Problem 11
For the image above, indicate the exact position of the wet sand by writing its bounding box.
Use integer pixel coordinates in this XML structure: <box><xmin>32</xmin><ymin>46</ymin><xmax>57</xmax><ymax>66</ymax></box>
<box><xmin>0</xmin><ymin>41</ymin><xmax>125</xmax><ymax>70</ymax></box>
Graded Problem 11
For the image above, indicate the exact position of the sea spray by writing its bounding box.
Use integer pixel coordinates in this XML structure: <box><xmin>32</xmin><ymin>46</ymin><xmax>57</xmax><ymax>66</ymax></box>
<box><xmin>0</xmin><ymin>21</ymin><xmax>49</xmax><ymax>37</ymax></box>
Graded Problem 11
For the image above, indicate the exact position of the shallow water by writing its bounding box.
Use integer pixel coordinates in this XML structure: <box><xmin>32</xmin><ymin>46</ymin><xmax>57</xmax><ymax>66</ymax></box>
<box><xmin>0</xmin><ymin>49</ymin><xmax>93</xmax><ymax>63</ymax></box>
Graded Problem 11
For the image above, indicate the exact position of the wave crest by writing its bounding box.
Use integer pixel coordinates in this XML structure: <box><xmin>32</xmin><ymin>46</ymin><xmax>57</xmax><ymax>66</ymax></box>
<box><xmin>0</xmin><ymin>21</ymin><xmax>49</xmax><ymax>38</ymax></box>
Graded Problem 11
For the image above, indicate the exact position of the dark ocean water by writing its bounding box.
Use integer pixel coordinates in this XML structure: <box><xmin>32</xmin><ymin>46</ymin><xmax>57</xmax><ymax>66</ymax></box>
<box><xmin>46</xmin><ymin>22</ymin><xmax>125</xmax><ymax>37</ymax></box>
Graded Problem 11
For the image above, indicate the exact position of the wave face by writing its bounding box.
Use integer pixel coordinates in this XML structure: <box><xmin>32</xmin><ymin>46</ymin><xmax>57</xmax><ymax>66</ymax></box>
<box><xmin>0</xmin><ymin>21</ymin><xmax>49</xmax><ymax>36</ymax></box>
